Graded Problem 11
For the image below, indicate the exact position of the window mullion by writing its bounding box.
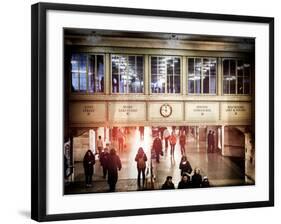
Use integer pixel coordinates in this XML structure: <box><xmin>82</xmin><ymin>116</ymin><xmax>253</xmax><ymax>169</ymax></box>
<box><xmin>78</xmin><ymin>55</ymin><xmax>80</xmax><ymax>92</ymax></box>
<box><xmin>173</xmin><ymin>57</ymin><xmax>175</xmax><ymax>93</ymax></box>
<box><xmin>135</xmin><ymin>56</ymin><xmax>137</xmax><ymax>93</ymax></box>
<box><xmin>243</xmin><ymin>61</ymin><xmax>245</xmax><ymax>94</ymax></box>
<box><xmin>235</xmin><ymin>59</ymin><xmax>238</xmax><ymax>95</ymax></box>
<box><xmin>165</xmin><ymin>57</ymin><xmax>167</xmax><ymax>94</ymax></box>
<box><xmin>200</xmin><ymin>58</ymin><xmax>203</xmax><ymax>94</ymax></box>
<box><xmin>228</xmin><ymin>60</ymin><xmax>230</xmax><ymax>94</ymax></box>
<box><xmin>118</xmin><ymin>56</ymin><xmax>120</xmax><ymax>93</ymax></box>
<box><xmin>193</xmin><ymin>58</ymin><xmax>195</xmax><ymax>94</ymax></box>
<box><xmin>95</xmin><ymin>55</ymin><xmax>97</xmax><ymax>93</ymax></box>
<box><xmin>126</xmin><ymin>56</ymin><xmax>128</xmax><ymax>94</ymax></box>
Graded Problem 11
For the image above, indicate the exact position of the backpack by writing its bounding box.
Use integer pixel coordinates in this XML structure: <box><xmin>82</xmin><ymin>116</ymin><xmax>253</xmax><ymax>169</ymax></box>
<box><xmin>138</xmin><ymin>156</ymin><xmax>146</xmax><ymax>169</ymax></box>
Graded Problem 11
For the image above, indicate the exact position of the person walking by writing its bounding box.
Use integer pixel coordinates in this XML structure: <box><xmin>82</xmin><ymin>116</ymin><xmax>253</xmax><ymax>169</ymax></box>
<box><xmin>179</xmin><ymin>131</ymin><xmax>186</xmax><ymax>155</ymax></box>
<box><xmin>179</xmin><ymin>155</ymin><xmax>192</xmax><ymax>176</ymax></box>
<box><xmin>117</xmin><ymin>129</ymin><xmax>124</xmax><ymax>154</ymax></box>
<box><xmin>161</xmin><ymin>176</ymin><xmax>175</xmax><ymax>190</ymax></box>
<box><xmin>97</xmin><ymin>136</ymin><xmax>103</xmax><ymax>155</ymax></box>
<box><xmin>163</xmin><ymin>128</ymin><xmax>170</xmax><ymax>153</ymax></box>
<box><xmin>207</xmin><ymin>130</ymin><xmax>212</xmax><ymax>153</ymax></box>
<box><xmin>139</xmin><ymin>126</ymin><xmax>144</xmax><ymax>140</ymax></box>
<box><xmin>152</xmin><ymin>134</ymin><xmax>163</xmax><ymax>163</ymax></box>
<box><xmin>135</xmin><ymin>147</ymin><xmax>148</xmax><ymax>188</ymax></box>
<box><xmin>100</xmin><ymin>144</ymin><xmax>110</xmax><ymax>178</ymax></box>
<box><xmin>169</xmin><ymin>132</ymin><xmax>177</xmax><ymax>157</ymax></box>
<box><xmin>107</xmin><ymin>148</ymin><xmax>122</xmax><ymax>192</ymax></box>
<box><xmin>211</xmin><ymin>131</ymin><xmax>216</xmax><ymax>153</ymax></box>
<box><xmin>191</xmin><ymin>168</ymin><xmax>203</xmax><ymax>188</ymax></box>
<box><xmin>83</xmin><ymin>150</ymin><xmax>95</xmax><ymax>187</ymax></box>
<box><xmin>178</xmin><ymin>174</ymin><xmax>191</xmax><ymax>189</ymax></box>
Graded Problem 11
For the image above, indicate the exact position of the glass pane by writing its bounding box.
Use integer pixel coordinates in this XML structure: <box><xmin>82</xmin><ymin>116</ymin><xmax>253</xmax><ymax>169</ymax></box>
<box><xmin>195</xmin><ymin>58</ymin><xmax>201</xmax><ymax>94</ymax></box>
<box><xmin>244</xmin><ymin>77</ymin><xmax>250</xmax><ymax>94</ymax></box>
<box><xmin>188</xmin><ymin>58</ymin><xmax>195</xmax><ymax>94</ymax></box>
<box><xmin>237</xmin><ymin>76</ymin><xmax>243</xmax><ymax>94</ymax></box>
<box><xmin>97</xmin><ymin>55</ymin><xmax>104</xmax><ymax>92</ymax></box>
<box><xmin>210</xmin><ymin>76</ymin><xmax>216</xmax><ymax>94</ymax></box>
<box><xmin>237</xmin><ymin>60</ymin><xmax>243</xmax><ymax>77</ymax></box>
<box><xmin>223</xmin><ymin>59</ymin><xmax>229</xmax><ymax>76</ymax></box>
<box><xmin>127</xmin><ymin>56</ymin><xmax>144</xmax><ymax>93</ymax></box>
<box><xmin>203</xmin><ymin>75</ymin><xmax>209</xmax><ymax>93</ymax></box>
<box><xmin>88</xmin><ymin>55</ymin><xmax>95</xmax><ymax>93</ymax></box>
<box><xmin>151</xmin><ymin>57</ymin><xmax>165</xmax><ymax>93</ymax></box>
<box><xmin>167</xmin><ymin>57</ymin><xmax>175</xmax><ymax>93</ymax></box>
<box><xmin>119</xmin><ymin>56</ymin><xmax>127</xmax><ymax>93</ymax></box>
<box><xmin>244</xmin><ymin>63</ymin><xmax>251</xmax><ymax>79</ymax></box>
<box><xmin>137</xmin><ymin>56</ymin><xmax>144</xmax><ymax>93</ymax></box>
<box><xmin>71</xmin><ymin>54</ymin><xmax>79</xmax><ymax>92</ymax></box>
<box><xmin>230</xmin><ymin>79</ymin><xmax>236</xmax><ymax>94</ymax></box>
<box><xmin>209</xmin><ymin>58</ymin><xmax>216</xmax><ymax>93</ymax></box>
<box><xmin>174</xmin><ymin>58</ymin><xmax>180</xmax><ymax>93</ymax></box>
<box><xmin>188</xmin><ymin>80</ymin><xmax>194</xmax><ymax>93</ymax></box>
<box><xmin>203</xmin><ymin>59</ymin><xmax>210</xmax><ymax>94</ymax></box>
<box><xmin>210</xmin><ymin>58</ymin><xmax>217</xmax><ymax>76</ymax></box>
<box><xmin>79</xmin><ymin>54</ymin><xmax>87</xmax><ymax>92</ymax></box>
<box><xmin>112</xmin><ymin>55</ymin><xmax>119</xmax><ymax>93</ymax></box>
<box><xmin>174</xmin><ymin>75</ymin><xmax>180</xmax><ymax>93</ymax></box>
<box><xmin>223</xmin><ymin>80</ymin><xmax>229</xmax><ymax>94</ymax></box>
<box><xmin>230</xmin><ymin>60</ymin><xmax>236</xmax><ymax>77</ymax></box>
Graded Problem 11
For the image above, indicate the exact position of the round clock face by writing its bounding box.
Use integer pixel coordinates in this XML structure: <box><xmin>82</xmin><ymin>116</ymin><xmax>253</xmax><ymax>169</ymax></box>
<box><xmin>160</xmin><ymin>104</ymin><xmax>172</xmax><ymax>118</ymax></box>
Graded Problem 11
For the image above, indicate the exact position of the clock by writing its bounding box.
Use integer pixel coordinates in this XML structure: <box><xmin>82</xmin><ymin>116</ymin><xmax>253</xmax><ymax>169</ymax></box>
<box><xmin>160</xmin><ymin>104</ymin><xmax>172</xmax><ymax>118</ymax></box>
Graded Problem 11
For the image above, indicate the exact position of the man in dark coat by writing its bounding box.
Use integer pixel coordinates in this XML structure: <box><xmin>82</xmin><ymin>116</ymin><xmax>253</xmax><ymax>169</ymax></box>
<box><xmin>152</xmin><ymin>134</ymin><xmax>163</xmax><ymax>163</ymax></box>
<box><xmin>107</xmin><ymin>148</ymin><xmax>122</xmax><ymax>192</ymax></box>
<box><xmin>100</xmin><ymin>144</ymin><xmax>110</xmax><ymax>178</ymax></box>
<box><xmin>83</xmin><ymin>150</ymin><xmax>95</xmax><ymax>187</ymax></box>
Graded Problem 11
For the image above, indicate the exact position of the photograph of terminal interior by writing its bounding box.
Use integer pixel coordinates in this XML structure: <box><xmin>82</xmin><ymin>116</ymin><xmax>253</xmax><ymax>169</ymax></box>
<box><xmin>63</xmin><ymin>29</ymin><xmax>255</xmax><ymax>194</ymax></box>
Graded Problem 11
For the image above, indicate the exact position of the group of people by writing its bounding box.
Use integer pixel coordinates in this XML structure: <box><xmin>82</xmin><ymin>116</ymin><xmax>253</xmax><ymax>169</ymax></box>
<box><xmin>83</xmin><ymin>144</ymin><xmax>147</xmax><ymax>191</ymax></box>
<box><xmin>152</xmin><ymin>128</ymin><xmax>187</xmax><ymax>163</ymax></box>
<box><xmin>161</xmin><ymin>155</ymin><xmax>210</xmax><ymax>189</ymax></box>
<box><xmin>82</xmin><ymin>127</ymin><xmax>212</xmax><ymax>192</ymax></box>
<box><xmin>83</xmin><ymin>143</ymin><xmax>122</xmax><ymax>192</ymax></box>
<box><xmin>162</xmin><ymin>172</ymin><xmax>210</xmax><ymax>190</ymax></box>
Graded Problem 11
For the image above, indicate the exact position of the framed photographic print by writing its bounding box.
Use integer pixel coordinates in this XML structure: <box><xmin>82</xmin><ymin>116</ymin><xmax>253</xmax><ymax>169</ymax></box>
<box><xmin>31</xmin><ymin>2</ymin><xmax>274</xmax><ymax>222</ymax></box>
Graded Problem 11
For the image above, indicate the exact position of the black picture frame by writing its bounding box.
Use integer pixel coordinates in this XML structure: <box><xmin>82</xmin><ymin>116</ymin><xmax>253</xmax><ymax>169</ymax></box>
<box><xmin>31</xmin><ymin>2</ymin><xmax>274</xmax><ymax>222</ymax></box>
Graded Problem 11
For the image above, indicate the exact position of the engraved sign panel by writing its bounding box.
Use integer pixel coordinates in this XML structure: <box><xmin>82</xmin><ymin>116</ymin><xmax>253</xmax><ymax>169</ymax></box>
<box><xmin>148</xmin><ymin>102</ymin><xmax>183</xmax><ymax>121</ymax></box>
<box><xmin>69</xmin><ymin>102</ymin><xmax>106</xmax><ymax>123</ymax></box>
<box><xmin>108</xmin><ymin>102</ymin><xmax>146</xmax><ymax>122</ymax></box>
<box><xmin>221</xmin><ymin>102</ymin><xmax>251</xmax><ymax>122</ymax></box>
<box><xmin>185</xmin><ymin>102</ymin><xmax>219</xmax><ymax>122</ymax></box>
